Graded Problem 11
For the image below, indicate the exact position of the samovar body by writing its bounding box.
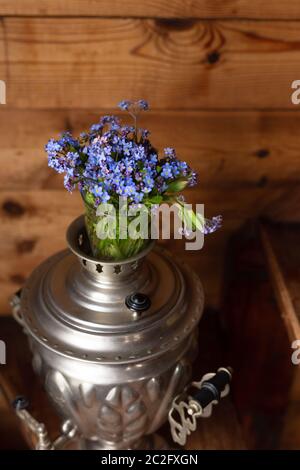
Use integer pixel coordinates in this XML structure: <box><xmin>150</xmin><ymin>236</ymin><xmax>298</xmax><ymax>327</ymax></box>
<box><xmin>16</xmin><ymin>216</ymin><xmax>204</xmax><ymax>449</ymax></box>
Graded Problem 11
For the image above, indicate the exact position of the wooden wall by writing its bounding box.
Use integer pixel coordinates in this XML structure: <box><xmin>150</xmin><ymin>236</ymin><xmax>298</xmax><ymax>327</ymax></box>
<box><xmin>1</xmin><ymin>1</ymin><xmax>300</xmax><ymax>314</ymax></box>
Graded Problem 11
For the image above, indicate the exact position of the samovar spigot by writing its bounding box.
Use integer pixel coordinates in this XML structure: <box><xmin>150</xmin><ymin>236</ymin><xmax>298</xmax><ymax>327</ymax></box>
<box><xmin>12</xmin><ymin>396</ymin><xmax>77</xmax><ymax>450</ymax></box>
<box><xmin>12</xmin><ymin>396</ymin><xmax>54</xmax><ymax>450</ymax></box>
<box><xmin>168</xmin><ymin>367</ymin><xmax>232</xmax><ymax>446</ymax></box>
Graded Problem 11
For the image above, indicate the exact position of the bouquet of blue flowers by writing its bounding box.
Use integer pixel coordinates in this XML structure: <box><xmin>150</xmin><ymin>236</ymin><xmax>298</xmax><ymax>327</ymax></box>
<box><xmin>46</xmin><ymin>100</ymin><xmax>221</xmax><ymax>260</ymax></box>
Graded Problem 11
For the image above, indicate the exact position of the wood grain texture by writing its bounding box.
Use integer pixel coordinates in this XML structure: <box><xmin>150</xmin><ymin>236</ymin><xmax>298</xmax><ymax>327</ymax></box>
<box><xmin>1</xmin><ymin>109</ymin><xmax>300</xmax><ymax>190</ymax></box>
<box><xmin>259</xmin><ymin>222</ymin><xmax>300</xmax><ymax>449</ymax></box>
<box><xmin>223</xmin><ymin>222</ymin><xmax>294</xmax><ymax>449</ymax></box>
<box><xmin>261</xmin><ymin>223</ymin><xmax>300</xmax><ymax>343</ymax></box>
<box><xmin>0</xmin><ymin>388</ymin><xmax>27</xmax><ymax>449</ymax></box>
<box><xmin>0</xmin><ymin>0</ymin><xmax>300</xmax><ymax>19</ymax></box>
<box><xmin>0</xmin><ymin>18</ymin><xmax>6</xmax><ymax>81</ymax></box>
<box><xmin>2</xmin><ymin>18</ymin><xmax>300</xmax><ymax>109</ymax></box>
<box><xmin>0</xmin><ymin>317</ymin><xmax>60</xmax><ymax>449</ymax></box>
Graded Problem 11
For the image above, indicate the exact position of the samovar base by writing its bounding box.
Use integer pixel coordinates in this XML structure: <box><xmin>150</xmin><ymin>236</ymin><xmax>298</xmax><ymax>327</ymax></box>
<box><xmin>57</xmin><ymin>434</ymin><xmax>170</xmax><ymax>450</ymax></box>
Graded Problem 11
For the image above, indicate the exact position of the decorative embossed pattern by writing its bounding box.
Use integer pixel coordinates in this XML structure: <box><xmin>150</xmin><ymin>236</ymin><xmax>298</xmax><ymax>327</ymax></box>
<box><xmin>36</xmin><ymin>351</ymin><xmax>192</xmax><ymax>447</ymax></box>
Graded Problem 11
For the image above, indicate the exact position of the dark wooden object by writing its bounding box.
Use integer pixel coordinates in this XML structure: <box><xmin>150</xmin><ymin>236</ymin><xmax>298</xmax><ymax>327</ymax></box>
<box><xmin>223</xmin><ymin>221</ymin><xmax>300</xmax><ymax>449</ymax></box>
<box><xmin>0</xmin><ymin>311</ymin><xmax>245</xmax><ymax>450</ymax></box>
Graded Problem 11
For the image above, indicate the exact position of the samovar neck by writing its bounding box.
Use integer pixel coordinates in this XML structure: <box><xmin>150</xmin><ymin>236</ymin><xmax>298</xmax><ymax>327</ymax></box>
<box><xmin>66</xmin><ymin>214</ymin><xmax>155</xmax><ymax>283</ymax></box>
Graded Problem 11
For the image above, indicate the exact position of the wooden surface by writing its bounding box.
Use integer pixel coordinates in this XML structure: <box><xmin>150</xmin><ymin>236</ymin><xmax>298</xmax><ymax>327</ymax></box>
<box><xmin>0</xmin><ymin>317</ymin><xmax>61</xmax><ymax>449</ymax></box>
<box><xmin>0</xmin><ymin>391</ymin><xmax>27</xmax><ymax>449</ymax></box>
<box><xmin>261</xmin><ymin>223</ymin><xmax>300</xmax><ymax>450</ymax></box>
<box><xmin>1</xmin><ymin>18</ymin><xmax>300</xmax><ymax>109</ymax></box>
<box><xmin>0</xmin><ymin>313</ymin><xmax>245</xmax><ymax>450</ymax></box>
<box><xmin>2</xmin><ymin>110</ymin><xmax>300</xmax><ymax>190</ymax></box>
<box><xmin>223</xmin><ymin>221</ymin><xmax>300</xmax><ymax>450</ymax></box>
<box><xmin>1</xmin><ymin>1</ymin><xmax>300</xmax><ymax>19</ymax></box>
<box><xmin>261</xmin><ymin>224</ymin><xmax>300</xmax><ymax>343</ymax></box>
<box><xmin>260</xmin><ymin>223</ymin><xmax>300</xmax><ymax>447</ymax></box>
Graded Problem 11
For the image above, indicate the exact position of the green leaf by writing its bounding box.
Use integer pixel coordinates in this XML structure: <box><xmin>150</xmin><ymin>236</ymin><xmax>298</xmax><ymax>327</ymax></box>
<box><xmin>166</xmin><ymin>178</ymin><xmax>189</xmax><ymax>193</ymax></box>
<box><xmin>177</xmin><ymin>205</ymin><xmax>205</xmax><ymax>232</ymax></box>
<box><xmin>162</xmin><ymin>194</ymin><xmax>177</xmax><ymax>204</ymax></box>
<box><xmin>148</xmin><ymin>195</ymin><xmax>163</xmax><ymax>204</ymax></box>
<box><xmin>84</xmin><ymin>191</ymin><xmax>96</xmax><ymax>207</ymax></box>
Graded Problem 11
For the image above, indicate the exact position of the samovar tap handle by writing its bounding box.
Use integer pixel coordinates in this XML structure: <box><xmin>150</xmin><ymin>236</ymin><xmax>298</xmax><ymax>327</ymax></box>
<box><xmin>12</xmin><ymin>396</ymin><xmax>78</xmax><ymax>450</ymax></box>
<box><xmin>168</xmin><ymin>367</ymin><xmax>233</xmax><ymax>446</ymax></box>
<box><xmin>12</xmin><ymin>396</ymin><xmax>54</xmax><ymax>450</ymax></box>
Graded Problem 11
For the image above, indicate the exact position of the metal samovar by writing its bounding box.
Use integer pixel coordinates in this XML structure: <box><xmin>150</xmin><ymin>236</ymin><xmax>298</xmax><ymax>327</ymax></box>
<box><xmin>11</xmin><ymin>215</ymin><xmax>231</xmax><ymax>450</ymax></box>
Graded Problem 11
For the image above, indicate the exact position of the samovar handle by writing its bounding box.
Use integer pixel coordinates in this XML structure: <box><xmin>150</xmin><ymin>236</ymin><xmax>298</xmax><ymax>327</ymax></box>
<box><xmin>10</xmin><ymin>289</ymin><xmax>24</xmax><ymax>327</ymax></box>
<box><xmin>168</xmin><ymin>367</ymin><xmax>233</xmax><ymax>446</ymax></box>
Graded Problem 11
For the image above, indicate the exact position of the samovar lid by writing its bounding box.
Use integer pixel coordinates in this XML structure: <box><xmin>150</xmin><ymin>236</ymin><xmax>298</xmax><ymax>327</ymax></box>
<box><xmin>20</xmin><ymin>216</ymin><xmax>204</xmax><ymax>364</ymax></box>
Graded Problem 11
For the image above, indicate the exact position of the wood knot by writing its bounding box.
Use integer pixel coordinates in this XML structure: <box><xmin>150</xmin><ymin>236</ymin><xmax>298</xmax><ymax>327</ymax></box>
<box><xmin>10</xmin><ymin>274</ymin><xmax>26</xmax><ymax>285</ymax></box>
<box><xmin>207</xmin><ymin>51</ymin><xmax>220</xmax><ymax>64</ymax></box>
<box><xmin>155</xmin><ymin>18</ymin><xmax>196</xmax><ymax>31</ymax></box>
<box><xmin>257</xmin><ymin>175</ymin><xmax>268</xmax><ymax>187</ymax></box>
<box><xmin>17</xmin><ymin>239</ymin><xmax>37</xmax><ymax>254</ymax></box>
<box><xmin>256</xmin><ymin>149</ymin><xmax>270</xmax><ymax>158</ymax></box>
<box><xmin>2</xmin><ymin>200</ymin><xmax>25</xmax><ymax>217</ymax></box>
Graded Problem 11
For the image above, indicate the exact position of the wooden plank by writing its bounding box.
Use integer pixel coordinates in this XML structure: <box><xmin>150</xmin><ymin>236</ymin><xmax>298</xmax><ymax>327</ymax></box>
<box><xmin>0</xmin><ymin>317</ymin><xmax>61</xmax><ymax>449</ymax></box>
<box><xmin>0</xmin><ymin>18</ymin><xmax>6</xmax><ymax>86</ymax></box>
<box><xmin>1</xmin><ymin>109</ymin><xmax>300</xmax><ymax>190</ymax></box>
<box><xmin>3</xmin><ymin>18</ymin><xmax>300</xmax><ymax>109</ymax></box>
<box><xmin>0</xmin><ymin>186</ymin><xmax>290</xmax><ymax>315</ymax></box>
<box><xmin>263</xmin><ymin>187</ymin><xmax>300</xmax><ymax>224</ymax></box>
<box><xmin>185</xmin><ymin>307</ymin><xmax>245</xmax><ymax>450</ymax></box>
<box><xmin>0</xmin><ymin>190</ymin><xmax>80</xmax><ymax>315</ymax></box>
<box><xmin>186</xmin><ymin>398</ymin><xmax>245</xmax><ymax>450</ymax></box>
<box><xmin>260</xmin><ymin>224</ymin><xmax>300</xmax><ymax>343</ymax></box>
<box><xmin>0</xmin><ymin>388</ymin><xmax>27</xmax><ymax>449</ymax></box>
<box><xmin>259</xmin><ymin>222</ymin><xmax>300</xmax><ymax>449</ymax></box>
<box><xmin>223</xmin><ymin>222</ymin><xmax>295</xmax><ymax>449</ymax></box>
<box><xmin>0</xmin><ymin>0</ymin><xmax>300</xmax><ymax>19</ymax></box>
<box><xmin>280</xmin><ymin>402</ymin><xmax>300</xmax><ymax>449</ymax></box>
